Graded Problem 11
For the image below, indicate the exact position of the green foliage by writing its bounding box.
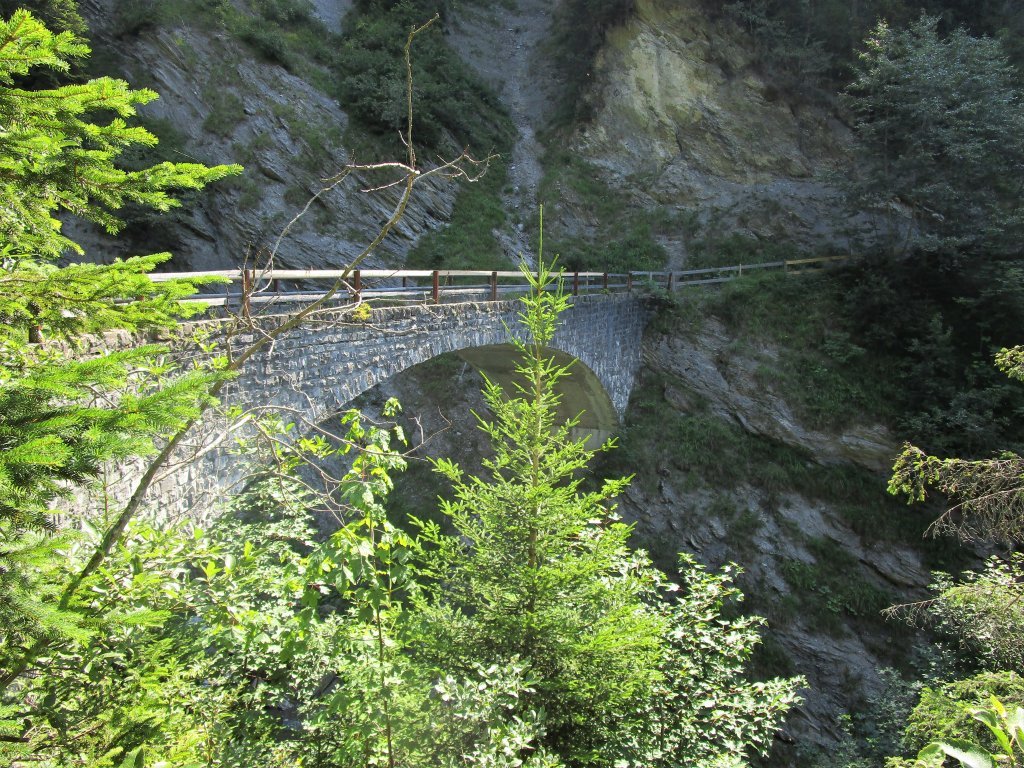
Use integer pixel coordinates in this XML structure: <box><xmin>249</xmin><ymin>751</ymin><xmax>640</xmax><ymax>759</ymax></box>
<box><xmin>843</xmin><ymin>15</ymin><xmax>1024</xmax><ymax>258</ymax></box>
<box><xmin>4</xmin><ymin>260</ymin><xmax>802</xmax><ymax>765</ymax></box>
<box><xmin>606</xmin><ymin>366</ymin><xmax>898</xmax><ymax>507</ymax></box>
<box><xmin>0</xmin><ymin>0</ymin><xmax>85</xmax><ymax>35</ymax></box>
<box><xmin>686</xmin><ymin>232</ymin><xmax>794</xmax><ymax>270</ymax></box>
<box><xmin>538</xmin><ymin>150</ymin><xmax>667</xmax><ymax>272</ymax></box>
<box><xmin>684</xmin><ymin>270</ymin><xmax>899</xmax><ymax>431</ymax></box>
<box><xmin>0</xmin><ymin>9</ymin><xmax>235</xmax><ymax>739</ymax></box>
<box><xmin>723</xmin><ymin>0</ymin><xmax>833</xmax><ymax>95</ymax></box>
<box><xmin>109</xmin><ymin>0</ymin><xmax>513</xmax><ymax>158</ymax></box>
<box><xmin>336</xmin><ymin>0</ymin><xmax>513</xmax><ymax>156</ymax></box>
<box><xmin>721</xmin><ymin>0</ymin><xmax>1024</xmax><ymax>94</ymax></box>
<box><xmin>406</xmin><ymin>159</ymin><xmax>510</xmax><ymax>269</ymax></box>
<box><xmin>909</xmin><ymin>557</ymin><xmax>1024</xmax><ymax>674</ymax></box>
<box><xmin>900</xmin><ymin>675</ymin><xmax>1024</xmax><ymax>758</ymax></box>
<box><xmin>839</xmin><ymin>255</ymin><xmax>1024</xmax><ymax>457</ymax></box>
<box><xmin>778</xmin><ymin>538</ymin><xmax>894</xmax><ymax>634</ymax></box>
<box><xmin>884</xmin><ymin>334</ymin><xmax>1024</xmax><ymax>768</ymax></box>
<box><xmin>411</xmin><ymin>260</ymin><xmax>802</xmax><ymax>765</ymax></box>
<box><xmin>202</xmin><ymin>88</ymin><xmax>245</xmax><ymax>136</ymax></box>
<box><xmin>0</xmin><ymin>10</ymin><xmax>239</xmax><ymax>260</ymax></box>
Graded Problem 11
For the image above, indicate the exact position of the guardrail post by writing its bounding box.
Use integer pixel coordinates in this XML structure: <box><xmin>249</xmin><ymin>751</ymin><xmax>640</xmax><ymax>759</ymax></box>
<box><xmin>627</xmin><ymin>272</ymin><xmax>633</xmax><ymax>292</ymax></box>
<box><xmin>573</xmin><ymin>272</ymin><xmax>579</xmax><ymax>296</ymax></box>
<box><xmin>353</xmin><ymin>269</ymin><xmax>361</xmax><ymax>302</ymax></box>
<box><xmin>603</xmin><ymin>272</ymin><xmax>608</xmax><ymax>291</ymax></box>
<box><xmin>242</xmin><ymin>268</ymin><xmax>253</xmax><ymax>317</ymax></box>
<box><xmin>490</xmin><ymin>271</ymin><xmax>497</xmax><ymax>301</ymax></box>
<box><xmin>667</xmin><ymin>272</ymin><xmax>674</xmax><ymax>292</ymax></box>
<box><xmin>432</xmin><ymin>270</ymin><xmax>440</xmax><ymax>303</ymax></box>
<box><xmin>271</xmin><ymin>278</ymin><xmax>280</xmax><ymax>295</ymax></box>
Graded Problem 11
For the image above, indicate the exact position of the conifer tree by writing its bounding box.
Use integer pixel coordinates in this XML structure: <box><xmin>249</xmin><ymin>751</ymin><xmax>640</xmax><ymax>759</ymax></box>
<box><xmin>0</xmin><ymin>8</ymin><xmax>239</xmax><ymax>671</ymax></box>
<box><xmin>843</xmin><ymin>15</ymin><xmax>1024</xmax><ymax>258</ymax></box>
<box><xmin>413</xmin><ymin>258</ymin><xmax>802</xmax><ymax>766</ymax></box>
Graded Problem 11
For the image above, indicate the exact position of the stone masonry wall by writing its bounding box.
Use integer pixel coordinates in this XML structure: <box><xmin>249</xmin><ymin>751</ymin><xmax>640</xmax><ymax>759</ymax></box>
<box><xmin>92</xmin><ymin>294</ymin><xmax>651</xmax><ymax>520</ymax></box>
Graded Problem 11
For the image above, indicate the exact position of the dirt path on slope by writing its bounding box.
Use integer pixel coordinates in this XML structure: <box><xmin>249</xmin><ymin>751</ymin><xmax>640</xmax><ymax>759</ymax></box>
<box><xmin>447</xmin><ymin>0</ymin><xmax>559</xmax><ymax>264</ymax></box>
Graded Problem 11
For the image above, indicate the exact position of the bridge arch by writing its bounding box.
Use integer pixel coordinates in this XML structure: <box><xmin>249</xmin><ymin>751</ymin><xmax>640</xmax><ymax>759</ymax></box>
<box><xmin>114</xmin><ymin>294</ymin><xmax>650</xmax><ymax>517</ymax></box>
<box><xmin>456</xmin><ymin>345</ymin><xmax>618</xmax><ymax>447</ymax></box>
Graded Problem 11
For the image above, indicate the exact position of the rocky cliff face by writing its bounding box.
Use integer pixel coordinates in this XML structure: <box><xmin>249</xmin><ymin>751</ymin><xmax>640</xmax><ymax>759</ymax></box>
<box><xmin>611</xmin><ymin>310</ymin><xmax>927</xmax><ymax>762</ymax></box>
<box><xmin>74</xmin><ymin>0</ymin><xmax>458</xmax><ymax>272</ymax></box>
<box><xmin>572</xmin><ymin>0</ymin><xmax>871</xmax><ymax>260</ymax></box>
<box><xmin>74</xmin><ymin>0</ymin><xmax>864</xmax><ymax>272</ymax></box>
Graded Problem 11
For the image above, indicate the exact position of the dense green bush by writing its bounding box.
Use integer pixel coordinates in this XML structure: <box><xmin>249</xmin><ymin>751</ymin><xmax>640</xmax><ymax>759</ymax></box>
<box><xmin>720</xmin><ymin>0</ymin><xmax>1024</xmax><ymax>92</ymax></box>
<box><xmin>0</xmin><ymin>0</ymin><xmax>84</xmax><ymax>34</ymax></box>
<box><xmin>901</xmin><ymin>672</ymin><xmax>1024</xmax><ymax>755</ymax></box>
<box><xmin>547</xmin><ymin>0</ymin><xmax>635</xmax><ymax>124</ymax></box>
<box><xmin>337</xmin><ymin>0</ymin><xmax>513</xmax><ymax>155</ymax></box>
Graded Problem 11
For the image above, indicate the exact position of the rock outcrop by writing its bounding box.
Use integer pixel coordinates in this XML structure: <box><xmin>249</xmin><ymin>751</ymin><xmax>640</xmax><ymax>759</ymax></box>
<box><xmin>572</xmin><ymin>0</ymin><xmax>875</xmax><ymax>259</ymax></box>
<box><xmin>74</xmin><ymin>0</ymin><xmax>459</xmax><ymax>272</ymax></box>
<box><xmin>647</xmin><ymin>316</ymin><xmax>897</xmax><ymax>471</ymax></box>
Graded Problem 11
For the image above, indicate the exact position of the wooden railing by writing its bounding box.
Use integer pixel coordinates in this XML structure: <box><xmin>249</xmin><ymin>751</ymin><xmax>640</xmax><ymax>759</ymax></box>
<box><xmin>148</xmin><ymin>256</ymin><xmax>848</xmax><ymax>314</ymax></box>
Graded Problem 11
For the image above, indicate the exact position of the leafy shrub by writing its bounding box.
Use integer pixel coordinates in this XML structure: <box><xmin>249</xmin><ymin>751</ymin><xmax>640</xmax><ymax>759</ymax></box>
<box><xmin>202</xmin><ymin>89</ymin><xmax>245</xmax><ymax>136</ymax></box>
<box><xmin>336</xmin><ymin>0</ymin><xmax>513</xmax><ymax>155</ymax></box>
<box><xmin>902</xmin><ymin>672</ymin><xmax>1024</xmax><ymax>755</ymax></box>
<box><xmin>547</xmin><ymin>0</ymin><xmax>636</xmax><ymax>124</ymax></box>
<box><xmin>235</xmin><ymin>16</ymin><xmax>290</xmax><ymax>64</ymax></box>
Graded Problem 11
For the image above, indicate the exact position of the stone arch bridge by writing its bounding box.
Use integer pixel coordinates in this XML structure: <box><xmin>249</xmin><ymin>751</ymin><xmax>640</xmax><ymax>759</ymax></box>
<box><xmin>116</xmin><ymin>292</ymin><xmax>652</xmax><ymax>518</ymax></box>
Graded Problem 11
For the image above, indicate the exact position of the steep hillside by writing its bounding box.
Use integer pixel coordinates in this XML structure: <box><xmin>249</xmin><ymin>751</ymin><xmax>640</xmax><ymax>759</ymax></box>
<box><xmin>70</xmin><ymin>0</ymin><xmax>862</xmax><ymax>272</ymax></box>
<box><xmin>591</xmin><ymin>0</ymin><xmax>854</xmax><ymax>248</ymax></box>
<box><xmin>534</xmin><ymin>0</ymin><xmax>867</xmax><ymax>269</ymax></box>
<box><xmin>72</xmin><ymin>0</ymin><xmax>475</xmax><ymax>271</ymax></box>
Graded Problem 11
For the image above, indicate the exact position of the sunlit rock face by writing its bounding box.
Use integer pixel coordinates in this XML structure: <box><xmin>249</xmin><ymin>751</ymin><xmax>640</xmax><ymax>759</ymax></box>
<box><xmin>574</xmin><ymin>0</ymin><xmax>871</xmax><ymax>254</ymax></box>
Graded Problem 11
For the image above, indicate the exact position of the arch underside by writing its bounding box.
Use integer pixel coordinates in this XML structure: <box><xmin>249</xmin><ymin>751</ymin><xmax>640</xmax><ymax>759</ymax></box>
<box><xmin>456</xmin><ymin>345</ymin><xmax>618</xmax><ymax>449</ymax></box>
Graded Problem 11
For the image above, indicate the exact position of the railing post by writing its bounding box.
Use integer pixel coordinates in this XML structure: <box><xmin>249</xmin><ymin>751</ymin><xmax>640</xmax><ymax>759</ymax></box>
<box><xmin>432</xmin><ymin>270</ymin><xmax>440</xmax><ymax>303</ymax></box>
<box><xmin>242</xmin><ymin>268</ymin><xmax>253</xmax><ymax>317</ymax></box>
<box><xmin>627</xmin><ymin>272</ymin><xmax>633</xmax><ymax>292</ymax></box>
<box><xmin>353</xmin><ymin>269</ymin><xmax>361</xmax><ymax>302</ymax></box>
<box><xmin>271</xmin><ymin>278</ymin><xmax>280</xmax><ymax>295</ymax></box>
<box><xmin>667</xmin><ymin>272</ymin><xmax>674</xmax><ymax>292</ymax></box>
<box><xmin>490</xmin><ymin>271</ymin><xmax>497</xmax><ymax>301</ymax></box>
<box><xmin>603</xmin><ymin>272</ymin><xmax>608</xmax><ymax>291</ymax></box>
<box><xmin>573</xmin><ymin>272</ymin><xmax>579</xmax><ymax>296</ymax></box>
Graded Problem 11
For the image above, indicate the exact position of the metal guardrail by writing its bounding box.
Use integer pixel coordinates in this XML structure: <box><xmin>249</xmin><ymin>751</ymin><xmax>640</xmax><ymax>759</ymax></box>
<box><xmin>147</xmin><ymin>256</ymin><xmax>849</xmax><ymax>314</ymax></box>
